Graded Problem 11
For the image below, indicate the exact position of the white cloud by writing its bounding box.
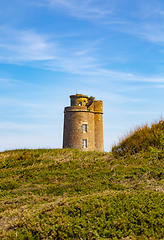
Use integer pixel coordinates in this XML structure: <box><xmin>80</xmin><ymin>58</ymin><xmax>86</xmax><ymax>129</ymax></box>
<box><xmin>94</xmin><ymin>69</ymin><xmax>164</xmax><ymax>83</ymax></box>
<box><xmin>0</xmin><ymin>26</ymin><xmax>57</xmax><ymax>62</ymax></box>
<box><xmin>108</xmin><ymin>2</ymin><xmax>164</xmax><ymax>45</ymax></box>
<box><xmin>141</xmin><ymin>24</ymin><xmax>164</xmax><ymax>43</ymax></box>
<box><xmin>46</xmin><ymin>0</ymin><xmax>112</xmax><ymax>19</ymax></box>
<box><xmin>115</xmin><ymin>21</ymin><xmax>164</xmax><ymax>44</ymax></box>
<box><xmin>40</xmin><ymin>0</ymin><xmax>164</xmax><ymax>45</ymax></box>
<box><xmin>0</xmin><ymin>78</ymin><xmax>22</xmax><ymax>88</ymax></box>
<box><xmin>0</xmin><ymin>25</ymin><xmax>100</xmax><ymax>72</ymax></box>
<box><xmin>103</xmin><ymin>93</ymin><xmax>146</xmax><ymax>103</ymax></box>
<box><xmin>0</xmin><ymin>23</ymin><xmax>164</xmax><ymax>85</ymax></box>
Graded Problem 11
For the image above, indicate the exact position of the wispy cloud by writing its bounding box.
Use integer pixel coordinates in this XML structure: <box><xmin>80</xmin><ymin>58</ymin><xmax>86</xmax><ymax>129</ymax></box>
<box><xmin>46</xmin><ymin>0</ymin><xmax>112</xmax><ymax>19</ymax></box>
<box><xmin>0</xmin><ymin>23</ymin><xmax>164</xmax><ymax>85</ymax></box>
<box><xmin>0</xmin><ymin>78</ymin><xmax>22</xmax><ymax>88</ymax></box>
<box><xmin>141</xmin><ymin>24</ymin><xmax>164</xmax><ymax>43</ymax></box>
<box><xmin>93</xmin><ymin>69</ymin><xmax>164</xmax><ymax>83</ymax></box>
<box><xmin>97</xmin><ymin>92</ymin><xmax>146</xmax><ymax>103</ymax></box>
<box><xmin>0</xmin><ymin>25</ymin><xmax>99</xmax><ymax>71</ymax></box>
<box><xmin>0</xmin><ymin>26</ymin><xmax>57</xmax><ymax>62</ymax></box>
<box><xmin>41</xmin><ymin>0</ymin><xmax>164</xmax><ymax>45</ymax></box>
<box><xmin>106</xmin><ymin>1</ymin><xmax>164</xmax><ymax>44</ymax></box>
<box><xmin>114</xmin><ymin>21</ymin><xmax>164</xmax><ymax>44</ymax></box>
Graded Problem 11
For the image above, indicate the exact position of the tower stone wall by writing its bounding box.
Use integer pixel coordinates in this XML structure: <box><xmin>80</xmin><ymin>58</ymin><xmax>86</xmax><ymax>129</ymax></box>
<box><xmin>94</xmin><ymin>100</ymin><xmax>104</xmax><ymax>151</ymax></box>
<box><xmin>63</xmin><ymin>94</ymin><xmax>103</xmax><ymax>151</ymax></box>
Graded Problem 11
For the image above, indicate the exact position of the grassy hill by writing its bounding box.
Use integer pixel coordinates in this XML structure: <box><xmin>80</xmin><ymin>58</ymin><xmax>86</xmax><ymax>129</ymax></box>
<box><xmin>0</xmin><ymin>121</ymin><xmax>164</xmax><ymax>239</ymax></box>
<box><xmin>112</xmin><ymin>119</ymin><xmax>164</xmax><ymax>156</ymax></box>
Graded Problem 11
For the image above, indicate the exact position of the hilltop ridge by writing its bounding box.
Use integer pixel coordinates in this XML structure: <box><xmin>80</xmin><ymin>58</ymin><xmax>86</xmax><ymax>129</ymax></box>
<box><xmin>112</xmin><ymin>119</ymin><xmax>164</xmax><ymax>156</ymax></box>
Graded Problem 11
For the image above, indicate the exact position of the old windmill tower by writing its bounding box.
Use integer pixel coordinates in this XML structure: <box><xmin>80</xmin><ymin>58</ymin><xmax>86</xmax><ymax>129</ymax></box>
<box><xmin>63</xmin><ymin>94</ymin><xmax>104</xmax><ymax>151</ymax></box>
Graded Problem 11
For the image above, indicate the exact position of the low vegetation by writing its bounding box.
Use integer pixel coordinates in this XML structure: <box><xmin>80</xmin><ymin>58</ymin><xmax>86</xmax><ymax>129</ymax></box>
<box><xmin>112</xmin><ymin>119</ymin><xmax>164</xmax><ymax>156</ymax></box>
<box><xmin>0</xmin><ymin>120</ymin><xmax>164</xmax><ymax>239</ymax></box>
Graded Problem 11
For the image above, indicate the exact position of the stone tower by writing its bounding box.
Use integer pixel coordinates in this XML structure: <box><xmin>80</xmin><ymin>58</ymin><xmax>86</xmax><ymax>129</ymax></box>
<box><xmin>63</xmin><ymin>94</ymin><xmax>103</xmax><ymax>151</ymax></box>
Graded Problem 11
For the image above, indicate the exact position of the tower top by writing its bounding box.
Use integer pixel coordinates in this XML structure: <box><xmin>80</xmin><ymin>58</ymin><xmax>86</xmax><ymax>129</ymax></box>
<box><xmin>70</xmin><ymin>94</ymin><xmax>88</xmax><ymax>98</ymax></box>
<box><xmin>70</xmin><ymin>94</ymin><xmax>88</xmax><ymax>107</ymax></box>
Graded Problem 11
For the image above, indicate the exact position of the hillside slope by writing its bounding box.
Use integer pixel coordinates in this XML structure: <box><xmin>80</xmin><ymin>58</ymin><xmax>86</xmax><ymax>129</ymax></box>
<box><xmin>0</xmin><ymin>148</ymin><xmax>164</xmax><ymax>239</ymax></box>
<box><xmin>112</xmin><ymin>120</ymin><xmax>164</xmax><ymax>156</ymax></box>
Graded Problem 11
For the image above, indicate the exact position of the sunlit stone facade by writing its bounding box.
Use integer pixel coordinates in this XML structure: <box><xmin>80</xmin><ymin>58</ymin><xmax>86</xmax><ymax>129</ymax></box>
<box><xmin>63</xmin><ymin>94</ymin><xmax>103</xmax><ymax>151</ymax></box>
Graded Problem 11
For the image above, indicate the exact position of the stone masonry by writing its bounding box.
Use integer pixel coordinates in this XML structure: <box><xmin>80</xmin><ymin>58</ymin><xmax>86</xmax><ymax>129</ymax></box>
<box><xmin>63</xmin><ymin>94</ymin><xmax>103</xmax><ymax>151</ymax></box>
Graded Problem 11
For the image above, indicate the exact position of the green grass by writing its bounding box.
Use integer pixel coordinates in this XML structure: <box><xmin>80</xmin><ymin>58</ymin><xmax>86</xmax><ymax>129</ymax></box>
<box><xmin>112</xmin><ymin>119</ymin><xmax>164</xmax><ymax>156</ymax></box>
<box><xmin>0</xmin><ymin>147</ymin><xmax>164</xmax><ymax>239</ymax></box>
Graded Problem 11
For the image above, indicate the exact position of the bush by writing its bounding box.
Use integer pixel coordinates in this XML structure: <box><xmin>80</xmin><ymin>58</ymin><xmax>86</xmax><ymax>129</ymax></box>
<box><xmin>112</xmin><ymin>119</ymin><xmax>164</xmax><ymax>156</ymax></box>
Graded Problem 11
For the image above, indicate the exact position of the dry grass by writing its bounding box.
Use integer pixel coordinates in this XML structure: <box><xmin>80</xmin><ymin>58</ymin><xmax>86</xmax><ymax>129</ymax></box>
<box><xmin>112</xmin><ymin>119</ymin><xmax>164</xmax><ymax>155</ymax></box>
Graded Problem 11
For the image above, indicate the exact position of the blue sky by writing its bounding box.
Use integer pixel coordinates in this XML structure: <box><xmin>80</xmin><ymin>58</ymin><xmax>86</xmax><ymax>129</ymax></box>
<box><xmin>1</xmin><ymin>0</ymin><xmax>164</xmax><ymax>151</ymax></box>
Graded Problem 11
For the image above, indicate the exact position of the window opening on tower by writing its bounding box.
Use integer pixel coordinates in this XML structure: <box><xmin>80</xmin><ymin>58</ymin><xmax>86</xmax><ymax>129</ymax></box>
<box><xmin>82</xmin><ymin>139</ymin><xmax>87</xmax><ymax>148</ymax></box>
<box><xmin>82</xmin><ymin>124</ymin><xmax>87</xmax><ymax>133</ymax></box>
